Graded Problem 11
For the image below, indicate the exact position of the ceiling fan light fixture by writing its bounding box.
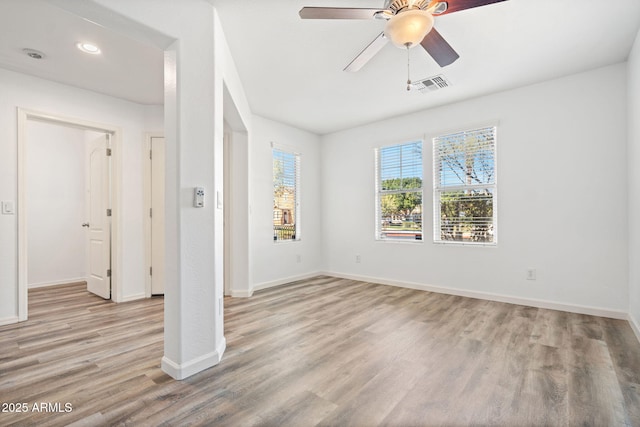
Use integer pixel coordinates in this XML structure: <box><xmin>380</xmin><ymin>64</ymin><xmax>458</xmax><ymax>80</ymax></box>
<box><xmin>384</xmin><ymin>9</ymin><xmax>434</xmax><ymax>48</ymax></box>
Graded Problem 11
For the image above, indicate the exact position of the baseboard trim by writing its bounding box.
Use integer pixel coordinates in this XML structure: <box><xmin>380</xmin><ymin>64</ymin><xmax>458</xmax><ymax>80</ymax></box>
<box><xmin>629</xmin><ymin>313</ymin><xmax>640</xmax><ymax>344</ymax></box>
<box><xmin>327</xmin><ymin>272</ymin><xmax>628</xmax><ymax>320</ymax></box>
<box><xmin>230</xmin><ymin>289</ymin><xmax>253</xmax><ymax>298</ymax></box>
<box><xmin>252</xmin><ymin>271</ymin><xmax>323</xmax><ymax>294</ymax></box>
<box><xmin>0</xmin><ymin>316</ymin><xmax>20</xmax><ymax>326</ymax></box>
<box><xmin>28</xmin><ymin>278</ymin><xmax>87</xmax><ymax>289</ymax></box>
<box><xmin>161</xmin><ymin>337</ymin><xmax>226</xmax><ymax>380</ymax></box>
<box><xmin>119</xmin><ymin>293</ymin><xmax>146</xmax><ymax>303</ymax></box>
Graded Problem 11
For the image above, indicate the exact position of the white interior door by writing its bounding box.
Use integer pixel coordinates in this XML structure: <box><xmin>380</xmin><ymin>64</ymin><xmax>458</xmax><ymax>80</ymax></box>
<box><xmin>150</xmin><ymin>136</ymin><xmax>165</xmax><ymax>295</ymax></box>
<box><xmin>86</xmin><ymin>134</ymin><xmax>111</xmax><ymax>299</ymax></box>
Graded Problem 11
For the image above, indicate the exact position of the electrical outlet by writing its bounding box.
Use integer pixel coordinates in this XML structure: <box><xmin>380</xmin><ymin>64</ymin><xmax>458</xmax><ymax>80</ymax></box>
<box><xmin>526</xmin><ymin>268</ymin><xmax>536</xmax><ymax>280</ymax></box>
<box><xmin>355</xmin><ymin>255</ymin><xmax>361</xmax><ymax>264</ymax></box>
<box><xmin>296</xmin><ymin>254</ymin><xmax>302</xmax><ymax>263</ymax></box>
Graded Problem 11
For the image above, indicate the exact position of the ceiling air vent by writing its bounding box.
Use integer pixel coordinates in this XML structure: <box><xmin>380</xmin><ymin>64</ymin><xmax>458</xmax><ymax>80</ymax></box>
<box><xmin>412</xmin><ymin>74</ymin><xmax>451</xmax><ymax>94</ymax></box>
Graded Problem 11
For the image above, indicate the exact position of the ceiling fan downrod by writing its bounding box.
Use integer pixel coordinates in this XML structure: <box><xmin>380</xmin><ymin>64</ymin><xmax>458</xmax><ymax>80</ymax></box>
<box><xmin>406</xmin><ymin>43</ymin><xmax>412</xmax><ymax>91</ymax></box>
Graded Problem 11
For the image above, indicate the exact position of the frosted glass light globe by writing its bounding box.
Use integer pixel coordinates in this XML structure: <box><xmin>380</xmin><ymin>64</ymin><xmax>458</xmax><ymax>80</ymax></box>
<box><xmin>384</xmin><ymin>9</ymin><xmax>434</xmax><ymax>48</ymax></box>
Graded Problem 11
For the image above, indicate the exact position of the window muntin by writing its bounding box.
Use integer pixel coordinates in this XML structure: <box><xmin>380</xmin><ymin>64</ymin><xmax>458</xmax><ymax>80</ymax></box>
<box><xmin>273</xmin><ymin>148</ymin><xmax>300</xmax><ymax>241</ymax></box>
<box><xmin>376</xmin><ymin>141</ymin><xmax>423</xmax><ymax>241</ymax></box>
<box><xmin>433</xmin><ymin>126</ymin><xmax>497</xmax><ymax>244</ymax></box>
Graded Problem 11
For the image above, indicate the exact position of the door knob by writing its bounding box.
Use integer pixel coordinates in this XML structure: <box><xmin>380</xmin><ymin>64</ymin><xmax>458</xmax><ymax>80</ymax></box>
<box><xmin>82</xmin><ymin>223</ymin><xmax>90</xmax><ymax>228</ymax></box>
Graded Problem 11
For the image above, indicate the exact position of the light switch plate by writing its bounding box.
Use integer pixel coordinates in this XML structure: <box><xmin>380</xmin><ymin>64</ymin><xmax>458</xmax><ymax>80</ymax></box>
<box><xmin>1</xmin><ymin>201</ymin><xmax>15</xmax><ymax>215</ymax></box>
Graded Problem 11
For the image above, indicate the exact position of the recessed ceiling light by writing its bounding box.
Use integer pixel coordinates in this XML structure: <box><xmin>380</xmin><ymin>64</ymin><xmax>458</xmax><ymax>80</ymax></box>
<box><xmin>23</xmin><ymin>48</ymin><xmax>45</xmax><ymax>60</ymax></box>
<box><xmin>77</xmin><ymin>42</ymin><xmax>101</xmax><ymax>55</ymax></box>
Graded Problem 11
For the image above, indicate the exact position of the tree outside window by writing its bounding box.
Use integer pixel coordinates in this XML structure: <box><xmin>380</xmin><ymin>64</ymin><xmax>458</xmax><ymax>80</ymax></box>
<box><xmin>376</xmin><ymin>141</ymin><xmax>423</xmax><ymax>241</ymax></box>
<box><xmin>433</xmin><ymin>126</ymin><xmax>497</xmax><ymax>244</ymax></box>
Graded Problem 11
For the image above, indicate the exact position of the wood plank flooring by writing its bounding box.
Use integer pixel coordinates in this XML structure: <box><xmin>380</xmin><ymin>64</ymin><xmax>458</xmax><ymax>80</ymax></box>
<box><xmin>1</xmin><ymin>276</ymin><xmax>639</xmax><ymax>426</ymax></box>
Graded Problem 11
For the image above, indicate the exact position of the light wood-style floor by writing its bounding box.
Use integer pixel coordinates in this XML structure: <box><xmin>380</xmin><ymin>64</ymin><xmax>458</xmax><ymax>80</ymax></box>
<box><xmin>1</xmin><ymin>276</ymin><xmax>639</xmax><ymax>426</ymax></box>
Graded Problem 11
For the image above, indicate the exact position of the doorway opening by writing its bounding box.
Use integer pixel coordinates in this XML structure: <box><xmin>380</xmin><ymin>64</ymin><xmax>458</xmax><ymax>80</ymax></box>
<box><xmin>144</xmin><ymin>133</ymin><xmax>165</xmax><ymax>297</ymax></box>
<box><xmin>223</xmin><ymin>84</ymin><xmax>250</xmax><ymax>297</ymax></box>
<box><xmin>17</xmin><ymin>109</ymin><xmax>121</xmax><ymax>321</ymax></box>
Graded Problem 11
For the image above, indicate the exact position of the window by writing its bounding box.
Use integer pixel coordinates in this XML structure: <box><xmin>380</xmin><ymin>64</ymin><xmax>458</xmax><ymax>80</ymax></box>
<box><xmin>433</xmin><ymin>126</ymin><xmax>497</xmax><ymax>244</ymax></box>
<box><xmin>273</xmin><ymin>148</ymin><xmax>300</xmax><ymax>241</ymax></box>
<box><xmin>375</xmin><ymin>141</ymin><xmax>423</xmax><ymax>241</ymax></box>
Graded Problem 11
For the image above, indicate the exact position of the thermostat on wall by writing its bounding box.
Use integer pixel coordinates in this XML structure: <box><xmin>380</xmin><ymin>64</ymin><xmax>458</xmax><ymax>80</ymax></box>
<box><xmin>194</xmin><ymin>187</ymin><xmax>205</xmax><ymax>208</ymax></box>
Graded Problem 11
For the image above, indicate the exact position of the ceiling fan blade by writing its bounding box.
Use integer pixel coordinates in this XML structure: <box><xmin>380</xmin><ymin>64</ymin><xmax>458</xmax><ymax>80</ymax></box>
<box><xmin>436</xmin><ymin>0</ymin><xmax>508</xmax><ymax>16</ymax></box>
<box><xmin>420</xmin><ymin>28</ymin><xmax>459</xmax><ymax>67</ymax></box>
<box><xmin>344</xmin><ymin>32</ymin><xmax>389</xmax><ymax>72</ymax></box>
<box><xmin>299</xmin><ymin>7</ymin><xmax>385</xmax><ymax>20</ymax></box>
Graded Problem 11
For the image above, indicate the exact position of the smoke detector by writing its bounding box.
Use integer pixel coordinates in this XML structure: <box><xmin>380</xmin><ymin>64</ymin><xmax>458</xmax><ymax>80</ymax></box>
<box><xmin>23</xmin><ymin>48</ymin><xmax>45</xmax><ymax>60</ymax></box>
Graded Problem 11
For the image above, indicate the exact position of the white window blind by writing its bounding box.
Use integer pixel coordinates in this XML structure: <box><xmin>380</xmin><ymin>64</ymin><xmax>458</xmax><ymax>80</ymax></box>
<box><xmin>273</xmin><ymin>148</ymin><xmax>300</xmax><ymax>241</ymax></box>
<box><xmin>375</xmin><ymin>141</ymin><xmax>423</xmax><ymax>241</ymax></box>
<box><xmin>433</xmin><ymin>126</ymin><xmax>497</xmax><ymax>244</ymax></box>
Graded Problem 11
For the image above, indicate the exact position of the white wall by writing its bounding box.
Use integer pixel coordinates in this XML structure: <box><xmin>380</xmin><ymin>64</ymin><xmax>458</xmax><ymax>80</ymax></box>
<box><xmin>26</xmin><ymin>121</ymin><xmax>88</xmax><ymax>287</ymax></box>
<box><xmin>250</xmin><ymin>115</ymin><xmax>323</xmax><ymax>291</ymax></box>
<box><xmin>628</xmin><ymin>28</ymin><xmax>640</xmax><ymax>337</ymax></box>
<box><xmin>322</xmin><ymin>63</ymin><xmax>629</xmax><ymax>316</ymax></box>
<box><xmin>0</xmin><ymin>68</ymin><xmax>162</xmax><ymax>324</ymax></box>
<box><xmin>86</xmin><ymin>0</ymin><xmax>253</xmax><ymax>379</ymax></box>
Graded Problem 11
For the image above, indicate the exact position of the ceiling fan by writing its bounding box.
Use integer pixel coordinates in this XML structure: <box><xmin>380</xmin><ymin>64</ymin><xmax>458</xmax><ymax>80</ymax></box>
<box><xmin>299</xmin><ymin>0</ymin><xmax>508</xmax><ymax>72</ymax></box>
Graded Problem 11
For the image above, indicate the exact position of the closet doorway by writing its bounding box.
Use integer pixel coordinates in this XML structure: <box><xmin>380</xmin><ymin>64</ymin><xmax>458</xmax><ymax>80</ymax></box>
<box><xmin>17</xmin><ymin>109</ymin><xmax>121</xmax><ymax>320</ymax></box>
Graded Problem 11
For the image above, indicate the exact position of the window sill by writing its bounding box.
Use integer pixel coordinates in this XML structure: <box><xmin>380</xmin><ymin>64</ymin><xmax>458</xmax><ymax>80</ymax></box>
<box><xmin>273</xmin><ymin>239</ymin><xmax>301</xmax><ymax>244</ymax></box>
<box><xmin>433</xmin><ymin>241</ymin><xmax>497</xmax><ymax>247</ymax></box>
<box><xmin>375</xmin><ymin>238</ymin><xmax>424</xmax><ymax>244</ymax></box>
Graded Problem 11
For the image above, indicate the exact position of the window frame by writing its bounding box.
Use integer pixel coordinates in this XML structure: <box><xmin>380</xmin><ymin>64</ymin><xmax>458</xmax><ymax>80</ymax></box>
<box><xmin>375</xmin><ymin>139</ymin><xmax>424</xmax><ymax>243</ymax></box>
<box><xmin>432</xmin><ymin>125</ymin><xmax>498</xmax><ymax>246</ymax></box>
<box><xmin>272</xmin><ymin>146</ymin><xmax>301</xmax><ymax>243</ymax></box>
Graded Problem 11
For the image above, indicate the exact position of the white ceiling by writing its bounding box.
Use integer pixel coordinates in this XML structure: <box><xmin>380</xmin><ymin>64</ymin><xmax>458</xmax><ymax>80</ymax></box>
<box><xmin>212</xmin><ymin>0</ymin><xmax>640</xmax><ymax>134</ymax></box>
<box><xmin>0</xmin><ymin>0</ymin><xmax>164</xmax><ymax>105</ymax></box>
<box><xmin>1</xmin><ymin>1</ymin><xmax>639</xmax><ymax>135</ymax></box>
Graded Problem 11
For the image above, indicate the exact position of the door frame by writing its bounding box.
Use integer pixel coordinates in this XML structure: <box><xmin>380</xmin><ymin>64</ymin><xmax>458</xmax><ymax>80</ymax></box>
<box><xmin>143</xmin><ymin>132</ymin><xmax>164</xmax><ymax>297</ymax></box>
<box><xmin>223</xmin><ymin>128</ymin><xmax>230</xmax><ymax>296</ymax></box>
<box><xmin>17</xmin><ymin>108</ymin><xmax>122</xmax><ymax>321</ymax></box>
